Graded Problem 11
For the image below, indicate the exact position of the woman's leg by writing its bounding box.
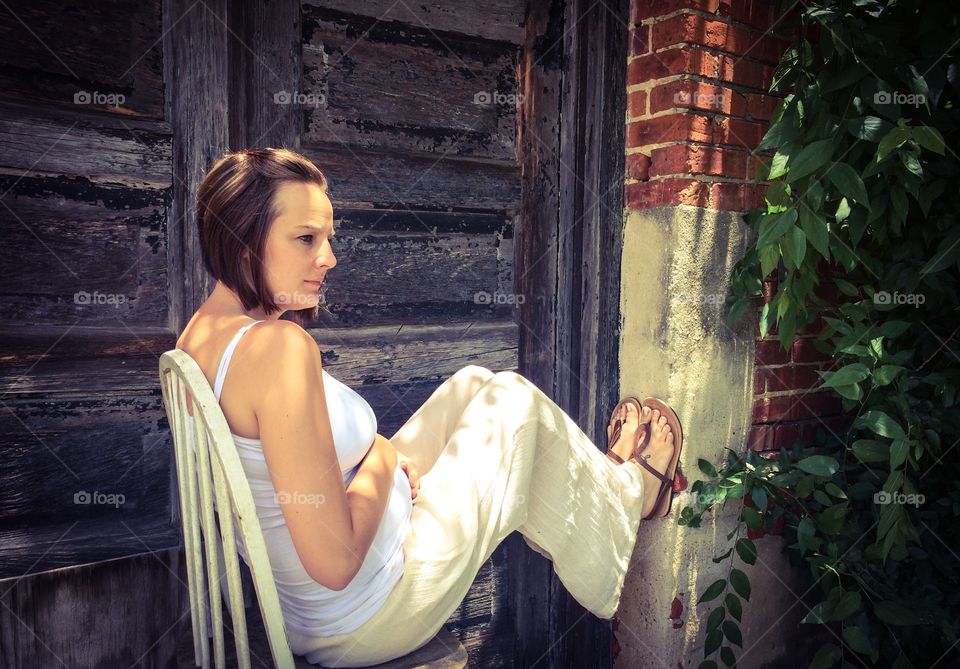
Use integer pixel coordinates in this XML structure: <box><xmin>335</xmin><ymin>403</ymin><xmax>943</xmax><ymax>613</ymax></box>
<box><xmin>297</xmin><ymin>369</ymin><xmax>646</xmax><ymax>668</ymax></box>
<box><xmin>387</xmin><ymin>364</ymin><xmax>495</xmax><ymax>475</ymax></box>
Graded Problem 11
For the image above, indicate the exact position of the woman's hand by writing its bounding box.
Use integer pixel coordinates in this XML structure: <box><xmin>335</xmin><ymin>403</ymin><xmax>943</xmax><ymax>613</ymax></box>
<box><xmin>397</xmin><ymin>456</ymin><xmax>421</xmax><ymax>501</ymax></box>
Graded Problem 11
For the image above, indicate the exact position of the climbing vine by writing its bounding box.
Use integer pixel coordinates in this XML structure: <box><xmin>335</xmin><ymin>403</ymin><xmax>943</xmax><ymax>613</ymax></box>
<box><xmin>680</xmin><ymin>1</ymin><xmax>960</xmax><ymax>667</ymax></box>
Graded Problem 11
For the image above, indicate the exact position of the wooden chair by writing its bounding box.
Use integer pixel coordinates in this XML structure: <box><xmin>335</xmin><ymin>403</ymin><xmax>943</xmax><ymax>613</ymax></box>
<box><xmin>159</xmin><ymin>349</ymin><xmax>467</xmax><ymax>668</ymax></box>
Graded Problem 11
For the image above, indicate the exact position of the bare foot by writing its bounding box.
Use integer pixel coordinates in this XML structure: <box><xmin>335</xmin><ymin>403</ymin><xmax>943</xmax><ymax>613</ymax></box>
<box><xmin>607</xmin><ymin>402</ymin><xmax>652</xmax><ymax>463</ymax></box>
<box><xmin>636</xmin><ymin>409</ymin><xmax>675</xmax><ymax>519</ymax></box>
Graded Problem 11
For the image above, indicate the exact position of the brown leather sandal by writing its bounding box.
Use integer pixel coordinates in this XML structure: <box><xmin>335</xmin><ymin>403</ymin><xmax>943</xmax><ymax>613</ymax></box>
<box><xmin>605</xmin><ymin>397</ymin><xmax>650</xmax><ymax>464</ymax></box>
<box><xmin>635</xmin><ymin>397</ymin><xmax>686</xmax><ymax>519</ymax></box>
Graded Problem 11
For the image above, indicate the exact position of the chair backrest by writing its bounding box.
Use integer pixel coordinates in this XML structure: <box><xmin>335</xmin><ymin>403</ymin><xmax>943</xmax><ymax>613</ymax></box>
<box><xmin>159</xmin><ymin>348</ymin><xmax>296</xmax><ymax>669</ymax></box>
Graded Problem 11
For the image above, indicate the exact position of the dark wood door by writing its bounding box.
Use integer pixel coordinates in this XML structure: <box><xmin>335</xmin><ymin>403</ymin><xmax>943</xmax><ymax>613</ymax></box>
<box><xmin>1</xmin><ymin>0</ymin><xmax>628</xmax><ymax>666</ymax></box>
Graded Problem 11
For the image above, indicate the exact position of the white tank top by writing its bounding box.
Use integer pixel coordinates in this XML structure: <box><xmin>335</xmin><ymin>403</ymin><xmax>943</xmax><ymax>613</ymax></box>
<box><xmin>202</xmin><ymin>319</ymin><xmax>412</xmax><ymax>637</ymax></box>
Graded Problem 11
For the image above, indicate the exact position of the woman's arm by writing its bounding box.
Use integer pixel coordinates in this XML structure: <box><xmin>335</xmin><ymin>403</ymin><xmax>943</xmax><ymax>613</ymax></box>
<box><xmin>344</xmin><ymin>433</ymin><xmax>398</xmax><ymax>549</ymax></box>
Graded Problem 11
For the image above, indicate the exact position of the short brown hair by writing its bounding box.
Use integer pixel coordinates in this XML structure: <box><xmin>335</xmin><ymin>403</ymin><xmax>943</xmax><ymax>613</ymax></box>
<box><xmin>196</xmin><ymin>147</ymin><xmax>330</xmax><ymax>324</ymax></box>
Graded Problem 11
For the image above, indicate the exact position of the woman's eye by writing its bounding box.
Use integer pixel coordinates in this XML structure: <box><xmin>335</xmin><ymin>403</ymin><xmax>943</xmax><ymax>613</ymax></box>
<box><xmin>298</xmin><ymin>235</ymin><xmax>313</xmax><ymax>244</ymax></box>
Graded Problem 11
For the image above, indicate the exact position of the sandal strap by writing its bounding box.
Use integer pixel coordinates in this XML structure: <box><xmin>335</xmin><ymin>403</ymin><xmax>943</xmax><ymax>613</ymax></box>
<box><xmin>635</xmin><ymin>453</ymin><xmax>673</xmax><ymax>485</ymax></box>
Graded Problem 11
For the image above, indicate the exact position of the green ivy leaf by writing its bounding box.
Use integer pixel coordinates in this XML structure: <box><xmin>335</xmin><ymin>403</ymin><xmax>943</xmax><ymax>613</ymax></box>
<box><xmin>699</xmin><ymin>458</ymin><xmax>719</xmax><ymax>477</ymax></box>
<box><xmin>875</xmin><ymin>601</ymin><xmax>922</xmax><ymax>626</ymax></box>
<box><xmin>811</xmin><ymin>643</ymin><xmax>841</xmax><ymax>668</ymax></box>
<box><xmin>722</xmin><ymin>620</ymin><xmax>743</xmax><ymax>648</ymax></box>
<box><xmin>877</xmin><ymin>127</ymin><xmax>911</xmax><ymax>161</ymax></box>
<box><xmin>786</xmin><ymin>139</ymin><xmax>835</xmax><ymax>182</ymax></box>
<box><xmin>842</xmin><ymin>626</ymin><xmax>872</xmax><ymax>655</ymax></box>
<box><xmin>851</xmin><ymin>439</ymin><xmax>888</xmax><ymax>462</ymax></box>
<box><xmin>819</xmin><ymin>363</ymin><xmax>870</xmax><ymax>388</ymax></box>
<box><xmin>720</xmin><ymin>645</ymin><xmax>737</xmax><ymax>668</ymax></box>
<box><xmin>847</xmin><ymin>115</ymin><xmax>893</xmax><ymax>142</ymax></box>
<box><xmin>796</xmin><ymin>455</ymin><xmax>840</xmax><ymax>476</ymax></box>
<box><xmin>798</xmin><ymin>206</ymin><xmax>830</xmax><ymax>259</ymax></box>
<box><xmin>873</xmin><ymin>365</ymin><xmax>905</xmax><ymax>386</ymax></box>
<box><xmin>699</xmin><ymin>661</ymin><xmax>719</xmax><ymax>669</ymax></box>
<box><xmin>825</xmin><ymin>162</ymin><xmax>870</xmax><ymax>206</ymax></box>
<box><xmin>707</xmin><ymin>605</ymin><xmax>726</xmax><ymax>633</ymax></box>
<box><xmin>735</xmin><ymin>538</ymin><xmax>757</xmax><ymax>565</ymax></box>
<box><xmin>831</xmin><ymin>591</ymin><xmax>862</xmax><ymax>620</ymax></box>
<box><xmin>857</xmin><ymin>410</ymin><xmax>907</xmax><ymax>439</ymax></box>
<box><xmin>757</xmin><ymin>209</ymin><xmax>798</xmax><ymax>248</ymax></box>
<box><xmin>797</xmin><ymin>516</ymin><xmax>817</xmax><ymax>551</ymax></box>
<box><xmin>890</xmin><ymin>439</ymin><xmax>909</xmax><ymax>469</ymax></box>
<box><xmin>700</xmin><ymin>579</ymin><xmax>727</xmax><ymax>604</ymax></box>
<box><xmin>725</xmin><ymin>593</ymin><xmax>743</xmax><ymax>622</ymax></box>
<box><xmin>911</xmin><ymin>125</ymin><xmax>945</xmax><ymax>154</ymax></box>
<box><xmin>835</xmin><ymin>196</ymin><xmax>851</xmax><ymax>222</ymax></box>
<box><xmin>705</xmin><ymin>628</ymin><xmax>724</xmax><ymax>656</ymax></box>
<box><xmin>730</xmin><ymin>568</ymin><xmax>751</xmax><ymax>601</ymax></box>
<box><xmin>741</xmin><ymin>506</ymin><xmax>762</xmax><ymax>530</ymax></box>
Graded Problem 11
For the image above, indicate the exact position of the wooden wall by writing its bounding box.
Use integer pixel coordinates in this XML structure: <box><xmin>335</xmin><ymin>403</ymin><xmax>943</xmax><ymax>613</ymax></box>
<box><xmin>295</xmin><ymin>3</ymin><xmax>525</xmax><ymax>664</ymax></box>
<box><xmin>0</xmin><ymin>0</ymin><xmax>527</xmax><ymax>666</ymax></box>
<box><xmin>0</xmin><ymin>0</ymin><xmax>178</xmax><ymax>577</ymax></box>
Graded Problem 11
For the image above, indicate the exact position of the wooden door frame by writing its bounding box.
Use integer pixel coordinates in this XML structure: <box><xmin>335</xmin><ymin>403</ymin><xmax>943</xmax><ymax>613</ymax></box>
<box><xmin>514</xmin><ymin>0</ymin><xmax>629</xmax><ymax>665</ymax></box>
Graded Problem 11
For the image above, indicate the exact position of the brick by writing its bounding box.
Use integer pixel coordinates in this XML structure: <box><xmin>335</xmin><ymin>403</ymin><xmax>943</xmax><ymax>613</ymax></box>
<box><xmin>625</xmin><ymin>179</ymin><xmax>710</xmax><ymax>209</ymax></box>
<box><xmin>650</xmin><ymin>144</ymin><xmax>748</xmax><ymax>178</ymax></box>
<box><xmin>754</xmin><ymin>364</ymin><xmax>825</xmax><ymax>395</ymax></box>
<box><xmin>747</xmin><ymin>93</ymin><xmax>780</xmax><ymax>121</ymax></box>
<box><xmin>632</xmin><ymin>0</ymin><xmax>728</xmax><ymax>23</ymax></box>
<box><xmin>714</xmin><ymin>118</ymin><xmax>767</xmax><ymax>149</ymax></box>
<box><xmin>724</xmin><ymin>0</ymin><xmax>777</xmax><ymax>29</ymax></box>
<box><xmin>626</xmin><ymin>152</ymin><xmax>652</xmax><ymax>181</ymax></box>
<box><xmin>710</xmin><ymin>181</ymin><xmax>765</xmax><ymax>211</ymax></box>
<box><xmin>630</xmin><ymin>24</ymin><xmax>651</xmax><ymax>56</ymax></box>
<box><xmin>651</xmin><ymin>13</ymin><xmax>790</xmax><ymax>63</ymax></box>
<box><xmin>627</xmin><ymin>113</ymin><xmax>716</xmax><ymax>147</ymax></box>
<box><xmin>649</xmin><ymin>80</ymin><xmax>747</xmax><ymax>116</ymax></box>
<box><xmin>752</xmin><ymin>391</ymin><xmax>842</xmax><ymax>425</ymax></box>
<box><xmin>628</xmin><ymin>48</ymin><xmax>716</xmax><ymax>83</ymax></box>
<box><xmin>627</xmin><ymin>89</ymin><xmax>647</xmax><ymax>118</ymax></box>
<box><xmin>756</xmin><ymin>339</ymin><xmax>789</xmax><ymax>365</ymax></box>
<box><xmin>792</xmin><ymin>337</ymin><xmax>830</xmax><ymax>363</ymax></box>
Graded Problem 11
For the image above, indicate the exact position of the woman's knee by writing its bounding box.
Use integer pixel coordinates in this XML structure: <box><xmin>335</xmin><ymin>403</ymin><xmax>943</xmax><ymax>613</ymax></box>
<box><xmin>454</xmin><ymin>364</ymin><xmax>495</xmax><ymax>384</ymax></box>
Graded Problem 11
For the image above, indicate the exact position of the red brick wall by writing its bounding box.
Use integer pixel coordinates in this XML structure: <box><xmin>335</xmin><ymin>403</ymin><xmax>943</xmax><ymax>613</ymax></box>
<box><xmin>624</xmin><ymin>0</ymin><xmax>844</xmax><ymax>500</ymax></box>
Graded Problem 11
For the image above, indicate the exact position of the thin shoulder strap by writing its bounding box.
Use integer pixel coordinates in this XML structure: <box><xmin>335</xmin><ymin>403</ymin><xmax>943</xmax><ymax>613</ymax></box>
<box><xmin>213</xmin><ymin>320</ymin><xmax>264</xmax><ymax>401</ymax></box>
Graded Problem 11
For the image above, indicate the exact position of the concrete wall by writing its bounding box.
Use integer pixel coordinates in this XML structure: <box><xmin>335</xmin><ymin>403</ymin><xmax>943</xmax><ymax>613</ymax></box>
<box><xmin>613</xmin><ymin>205</ymin><xmax>816</xmax><ymax>668</ymax></box>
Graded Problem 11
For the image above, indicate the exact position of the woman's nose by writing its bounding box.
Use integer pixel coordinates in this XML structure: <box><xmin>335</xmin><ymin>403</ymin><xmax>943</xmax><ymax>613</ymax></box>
<box><xmin>316</xmin><ymin>244</ymin><xmax>336</xmax><ymax>269</ymax></box>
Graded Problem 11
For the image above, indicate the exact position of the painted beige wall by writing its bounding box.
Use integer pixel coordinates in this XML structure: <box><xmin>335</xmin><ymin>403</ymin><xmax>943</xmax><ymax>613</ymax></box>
<box><xmin>613</xmin><ymin>205</ymin><xmax>813</xmax><ymax>667</ymax></box>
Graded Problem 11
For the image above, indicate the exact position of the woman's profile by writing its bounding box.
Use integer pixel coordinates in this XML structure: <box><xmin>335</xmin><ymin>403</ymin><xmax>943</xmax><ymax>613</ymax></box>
<box><xmin>175</xmin><ymin>147</ymin><xmax>685</xmax><ymax>668</ymax></box>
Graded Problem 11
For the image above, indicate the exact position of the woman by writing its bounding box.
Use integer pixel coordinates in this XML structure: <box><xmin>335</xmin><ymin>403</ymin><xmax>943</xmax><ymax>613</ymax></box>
<box><xmin>175</xmin><ymin>147</ymin><xmax>685</xmax><ymax>667</ymax></box>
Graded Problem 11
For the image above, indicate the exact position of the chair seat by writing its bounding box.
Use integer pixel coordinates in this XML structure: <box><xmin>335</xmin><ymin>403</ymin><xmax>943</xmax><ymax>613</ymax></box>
<box><xmin>176</xmin><ymin>599</ymin><xmax>467</xmax><ymax>668</ymax></box>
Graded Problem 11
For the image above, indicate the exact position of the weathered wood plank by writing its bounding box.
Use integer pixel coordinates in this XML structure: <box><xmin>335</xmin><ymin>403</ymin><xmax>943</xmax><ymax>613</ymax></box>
<box><xmin>0</xmin><ymin>516</ymin><xmax>179</xmax><ymax>578</ymax></box>
<box><xmin>304</xmin><ymin>0</ymin><xmax>527</xmax><ymax>44</ymax></box>
<box><xmin>512</xmin><ymin>0</ymin><xmax>565</xmax><ymax>665</ymax></box>
<box><xmin>0</xmin><ymin>547</ymin><xmax>181</xmax><ymax>667</ymax></box>
<box><xmin>302</xmin><ymin>4</ymin><xmax>518</xmax><ymax>160</ymax></box>
<box><xmin>162</xmin><ymin>0</ymin><xmax>230</xmax><ymax>332</ymax></box>
<box><xmin>0</xmin><ymin>173</ymin><xmax>168</xmax><ymax>325</ymax></box>
<box><xmin>228</xmin><ymin>0</ymin><xmax>301</xmax><ymax>150</ymax></box>
<box><xmin>0</xmin><ymin>395</ymin><xmax>171</xmax><ymax>527</ymax></box>
<box><xmin>311</xmin><ymin>321</ymin><xmax>518</xmax><ymax>384</ymax></box>
<box><xmin>0</xmin><ymin>0</ymin><xmax>166</xmax><ymax>119</ymax></box>
<box><xmin>0</xmin><ymin>101</ymin><xmax>172</xmax><ymax>186</ymax></box>
<box><xmin>302</xmin><ymin>142</ymin><xmax>520</xmax><ymax>211</ymax></box>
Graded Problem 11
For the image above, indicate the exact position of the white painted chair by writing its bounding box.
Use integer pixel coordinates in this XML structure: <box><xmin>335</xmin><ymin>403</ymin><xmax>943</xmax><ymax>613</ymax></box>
<box><xmin>159</xmin><ymin>349</ymin><xmax>467</xmax><ymax>669</ymax></box>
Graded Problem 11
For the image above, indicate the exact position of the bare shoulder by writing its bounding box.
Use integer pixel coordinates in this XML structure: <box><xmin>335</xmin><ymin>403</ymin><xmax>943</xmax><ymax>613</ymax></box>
<box><xmin>244</xmin><ymin>320</ymin><xmax>322</xmax><ymax>364</ymax></box>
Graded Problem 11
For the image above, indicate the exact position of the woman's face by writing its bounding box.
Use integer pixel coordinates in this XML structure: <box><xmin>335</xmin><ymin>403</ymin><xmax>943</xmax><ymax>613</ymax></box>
<box><xmin>260</xmin><ymin>181</ymin><xmax>337</xmax><ymax>313</ymax></box>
